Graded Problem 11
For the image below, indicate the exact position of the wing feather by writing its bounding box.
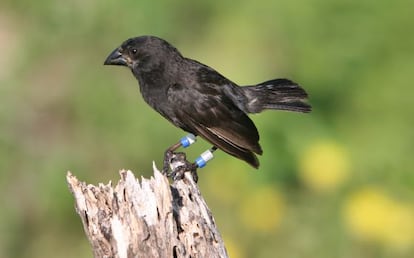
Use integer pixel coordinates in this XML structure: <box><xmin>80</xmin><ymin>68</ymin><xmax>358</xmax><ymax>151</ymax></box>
<box><xmin>167</xmin><ymin>79</ymin><xmax>262</xmax><ymax>168</ymax></box>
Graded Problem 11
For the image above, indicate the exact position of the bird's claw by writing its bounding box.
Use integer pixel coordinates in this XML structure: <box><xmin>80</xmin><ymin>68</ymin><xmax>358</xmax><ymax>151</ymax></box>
<box><xmin>162</xmin><ymin>150</ymin><xmax>174</xmax><ymax>175</ymax></box>
<box><xmin>162</xmin><ymin>150</ymin><xmax>198</xmax><ymax>182</ymax></box>
<box><xmin>169</xmin><ymin>163</ymin><xmax>198</xmax><ymax>182</ymax></box>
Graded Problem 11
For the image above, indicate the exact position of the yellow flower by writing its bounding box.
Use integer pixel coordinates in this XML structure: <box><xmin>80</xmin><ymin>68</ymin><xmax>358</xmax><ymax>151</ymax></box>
<box><xmin>299</xmin><ymin>140</ymin><xmax>350</xmax><ymax>192</ymax></box>
<box><xmin>239</xmin><ymin>186</ymin><xmax>284</xmax><ymax>233</ymax></box>
<box><xmin>343</xmin><ymin>187</ymin><xmax>414</xmax><ymax>249</ymax></box>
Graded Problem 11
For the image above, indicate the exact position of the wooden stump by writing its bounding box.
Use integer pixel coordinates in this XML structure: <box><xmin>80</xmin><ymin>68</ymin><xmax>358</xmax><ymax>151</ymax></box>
<box><xmin>66</xmin><ymin>163</ymin><xmax>228</xmax><ymax>258</ymax></box>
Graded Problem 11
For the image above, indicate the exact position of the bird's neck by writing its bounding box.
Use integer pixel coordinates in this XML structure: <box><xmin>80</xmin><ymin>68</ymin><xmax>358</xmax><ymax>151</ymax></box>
<box><xmin>133</xmin><ymin>67</ymin><xmax>169</xmax><ymax>110</ymax></box>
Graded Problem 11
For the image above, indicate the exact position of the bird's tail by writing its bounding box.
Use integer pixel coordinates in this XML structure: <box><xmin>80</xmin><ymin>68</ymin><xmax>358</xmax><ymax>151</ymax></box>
<box><xmin>242</xmin><ymin>79</ymin><xmax>311</xmax><ymax>113</ymax></box>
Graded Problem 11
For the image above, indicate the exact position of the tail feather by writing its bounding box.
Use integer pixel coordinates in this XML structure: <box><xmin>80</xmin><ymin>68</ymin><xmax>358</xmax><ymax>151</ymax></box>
<box><xmin>242</xmin><ymin>79</ymin><xmax>311</xmax><ymax>113</ymax></box>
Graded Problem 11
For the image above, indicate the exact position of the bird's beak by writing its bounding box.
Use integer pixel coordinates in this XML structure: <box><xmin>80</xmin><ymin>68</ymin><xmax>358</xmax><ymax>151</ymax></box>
<box><xmin>104</xmin><ymin>47</ymin><xmax>127</xmax><ymax>66</ymax></box>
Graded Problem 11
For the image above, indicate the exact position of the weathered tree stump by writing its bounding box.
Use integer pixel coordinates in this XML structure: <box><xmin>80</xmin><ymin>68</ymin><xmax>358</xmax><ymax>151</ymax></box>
<box><xmin>66</xmin><ymin>163</ymin><xmax>228</xmax><ymax>258</ymax></box>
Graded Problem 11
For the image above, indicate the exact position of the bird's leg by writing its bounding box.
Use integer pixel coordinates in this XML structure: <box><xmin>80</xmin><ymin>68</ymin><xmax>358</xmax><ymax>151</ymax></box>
<box><xmin>194</xmin><ymin>146</ymin><xmax>217</xmax><ymax>168</ymax></box>
<box><xmin>162</xmin><ymin>134</ymin><xmax>197</xmax><ymax>175</ymax></box>
<box><xmin>162</xmin><ymin>142</ymin><xmax>182</xmax><ymax>174</ymax></box>
<box><xmin>171</xmin><ymin>146</ymin><xmax>218</xmax><ymax>182</ymax></box>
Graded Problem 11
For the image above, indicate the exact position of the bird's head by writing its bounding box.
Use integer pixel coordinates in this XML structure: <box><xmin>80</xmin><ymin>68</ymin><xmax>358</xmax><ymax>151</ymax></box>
<box><xmin>104</xmin><ymin>36</ymin><xmax>181</xmax><ymax>72</ymax></box>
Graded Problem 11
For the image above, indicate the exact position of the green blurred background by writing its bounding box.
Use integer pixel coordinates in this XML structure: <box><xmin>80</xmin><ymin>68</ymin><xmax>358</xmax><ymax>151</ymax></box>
<box><xmin>1</xmin><ymin>0</ymin><xmax>413</xmax><ymax>257</ymax></box>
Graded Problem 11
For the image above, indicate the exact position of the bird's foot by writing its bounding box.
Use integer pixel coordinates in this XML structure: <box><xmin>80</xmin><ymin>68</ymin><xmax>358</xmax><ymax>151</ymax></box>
<box><xmin>170</xmin><ymin>161</ymin><xmax>198</xmax><ymax>182</ymax></box>
<box><xmin>162</xmin><ymin>149</ymin><xmax>175</xmax><ymax>175</ymax></box>
<box><xmin>162</xmin><ymin>150</ymin><xmax>198</xmax><ymax>182</ymax></box>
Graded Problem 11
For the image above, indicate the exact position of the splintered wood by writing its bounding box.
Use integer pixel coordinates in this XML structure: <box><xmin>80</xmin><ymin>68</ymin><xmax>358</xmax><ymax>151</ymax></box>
<box><xmin>66</xmin><ymin>164</ymin><xmax>228</xmax><ymax>258</ymax></box>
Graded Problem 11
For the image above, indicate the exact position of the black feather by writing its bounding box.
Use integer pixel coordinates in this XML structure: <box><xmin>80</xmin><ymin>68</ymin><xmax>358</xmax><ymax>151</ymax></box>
<box><xmin>243</xmin><ymin>79</ymin><xmax>311</xmax><ymax>113</ymax></box>
<box><xmin>104</xmin><ymin>36</ymin><xmax>311</xmax><ymax>168</ymax></box>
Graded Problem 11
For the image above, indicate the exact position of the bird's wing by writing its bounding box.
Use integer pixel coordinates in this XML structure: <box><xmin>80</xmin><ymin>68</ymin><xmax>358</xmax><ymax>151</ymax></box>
<box><xmin>167</xmin><ymin>81</ymin><xmax>262</xmax><ymax>168</ymax></box>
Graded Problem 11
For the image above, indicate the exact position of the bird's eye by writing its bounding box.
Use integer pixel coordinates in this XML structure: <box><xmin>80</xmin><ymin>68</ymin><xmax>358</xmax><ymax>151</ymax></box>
<box><xmin>131</xmin><ymin>48</ymin><xmax>137</xmax><ymax>55</ymax></box>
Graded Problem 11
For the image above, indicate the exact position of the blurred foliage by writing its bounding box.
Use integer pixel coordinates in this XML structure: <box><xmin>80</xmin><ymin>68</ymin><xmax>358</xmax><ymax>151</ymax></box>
<box><xmin>1</xmin><ymin>0</ymin><xmax>413</xmax><ymax>257</ymax></box>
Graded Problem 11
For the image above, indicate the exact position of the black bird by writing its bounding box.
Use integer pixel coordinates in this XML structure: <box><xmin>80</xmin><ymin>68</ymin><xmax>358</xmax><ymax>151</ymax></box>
<box><xmin>104</xmin><ymin>35</ymin><xmax>311</xmax><ymax>175</ymax></box>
